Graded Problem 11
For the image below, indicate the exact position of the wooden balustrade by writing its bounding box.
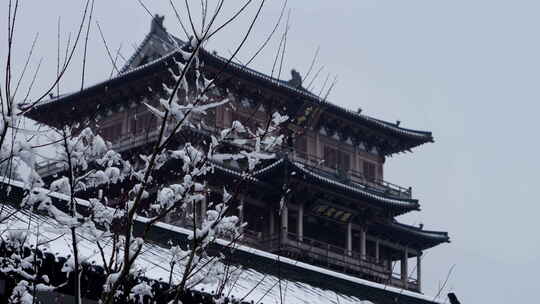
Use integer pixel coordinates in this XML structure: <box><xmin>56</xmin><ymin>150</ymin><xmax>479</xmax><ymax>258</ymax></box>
<box><xmin>241</xmin><ymin>230</ymin><xmax>419</xmax><ymax>292</ymax></box>
<box><xmin>37</xmin><ymin>128</ymin><xmax>411</xmax><ymax>202</ymax></box>
<box><xmin>290</xmin><ymin>153</ymin><xmax>412</xmax><ymax>199</ymax></box>
<box><xmin>36</xmin><ymin>130</ymin><xmax>162</xmax><ymax>177</ymax></box>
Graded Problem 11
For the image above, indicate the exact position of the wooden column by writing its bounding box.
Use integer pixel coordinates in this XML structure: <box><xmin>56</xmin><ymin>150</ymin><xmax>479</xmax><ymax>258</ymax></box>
<box><xmin>417</xmin><ymin>251</ymin><xmax>422</xmax><ymax>292</ymax></box>
<box><xmin>375</xmin><ymin>238</ymin><xmax>380</xmax><ymax>263</ymax></box>
<box><xmin>281</xmin><ymin>204</ymin><xmax>288</xmax><ymax>240</ymax></box>
<box><xmin>297</xmin><ymin>203</ymin><xmax>304</xmax><ymax>242</ymax></box>
<box><xmin>199</xmin><ymin>196</ymin><xmax>207</xmax><ymax>227</ymax></box>
<box><xmin>346</xmin><ymin>222</ymin><xmax>352</xmax><ymax>256</ymax></box>
<box><xmin>269</xmin><ymin>208</ymin><xmax>275</xmax><ymax>236</ymax></box>
<box><xmin>360</xmin><ymin>227</ymin><xmax>367</xmax><ymax>260</ymax></box>
<box><xmin>315</xmin><ymin>133</ymin><xmax>321</xmax><ymax>159</ymax></box>
<box><xmin>239</xmin><ymin>195</ymin><xmax>245</xmax><ymax>235</ymax></box>
<box><xmin>401</xmin><ymin>247</ymin><xmax>409</xmax><ymax>289</ymax></box>
<box><xmin>201</xmin><ymin>197</ymin><xmax>207</xmax><ymax>218</ymax></box>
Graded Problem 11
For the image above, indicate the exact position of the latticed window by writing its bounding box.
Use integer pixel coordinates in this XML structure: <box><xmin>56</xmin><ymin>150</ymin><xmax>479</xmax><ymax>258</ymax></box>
<box><xmin>363</xmin><ymin>161</ymin><xmax>376</xmax><ymax>181</ymax></box>
<box><xmin>203</xmin><ymin>108</ymin><xmax>216</xmax><ymax>128</ymax></box>
<box><xmin>101</xmin><ymin>122</ymin><xmax>122</xmax><ymax>141</ymax></box>
<box><xmin>294</xmin><ymin>136</ymin><xmax>308</xmax><ymax>158</ymax></box>
<box><xmin>231</xmin><ymin>112</ymin><xmax>261</xmax><ymax>132</ymax></box>
<box><xmin>324</xmin><ymin>146</ymin><xmax>337</xmax><ymax>169</ymax></box>
<box><xmin>324</xmin><ymin>146</ymin><xmax>350</xmax><ymax>173</ymax></box>
<box><xmin>131</xmin><ymin>112</ymin><xmax>156</xmax><ymax>135</ymax></box>
<box><xmin>339</xmin><ymin>151</ymin><xmax>350</xmax><ymax>172</ymax></box>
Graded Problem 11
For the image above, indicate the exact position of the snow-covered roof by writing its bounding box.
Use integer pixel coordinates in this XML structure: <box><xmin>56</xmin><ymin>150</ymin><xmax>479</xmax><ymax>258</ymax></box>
<box><xmin>0</xmin><ymin>179</ymin><xmax>444</xmax><ymax>304</ymax></box>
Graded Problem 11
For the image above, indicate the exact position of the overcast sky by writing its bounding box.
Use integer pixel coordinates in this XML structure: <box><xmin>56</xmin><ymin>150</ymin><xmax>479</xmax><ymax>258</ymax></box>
<box><xmin>3</xmin><ymin>1</ymin><xmax>540</xmax><ymax>303</ymax></box>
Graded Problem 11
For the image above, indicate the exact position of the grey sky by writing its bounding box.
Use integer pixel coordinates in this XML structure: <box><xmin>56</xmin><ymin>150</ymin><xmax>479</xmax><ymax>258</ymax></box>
<box><xmin>2</xmin><ymin>1</ymin><xmax>539</xmax><ymax>303</ymax></box>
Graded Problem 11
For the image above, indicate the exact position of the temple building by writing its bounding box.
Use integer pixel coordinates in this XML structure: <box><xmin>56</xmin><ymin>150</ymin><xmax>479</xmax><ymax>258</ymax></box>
<box><xmin>23</xmin><ymin>16</ymin><xmax>450</xmax><ymax>304</ymax></box>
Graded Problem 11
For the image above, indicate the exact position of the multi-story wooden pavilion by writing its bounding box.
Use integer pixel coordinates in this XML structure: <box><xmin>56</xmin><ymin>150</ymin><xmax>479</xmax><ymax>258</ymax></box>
<box><xmin>24</xmin><ymin>16</ymin><xmax>449</xmax><ymax>304</ymax></box>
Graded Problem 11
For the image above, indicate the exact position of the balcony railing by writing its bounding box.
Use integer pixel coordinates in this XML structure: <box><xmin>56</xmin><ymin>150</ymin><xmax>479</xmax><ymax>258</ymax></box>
<box><xmin>37</xmin><ymin>130</ymin><xmax>411</xmax><ymax>201</ymax></box>
<box><xmin>242</xmin><ymin>230</ymin><xmax>419</xmax><ymax>292</ymax></box>
<box><xmin>36</xmin><ymin>130</ymin><xmax>162</xmax><ymax>177</ymax></box>
<box><xmin>290</xmin><ymin>152</ymin><xmax>412</xmax><ymax>199</ymax></box>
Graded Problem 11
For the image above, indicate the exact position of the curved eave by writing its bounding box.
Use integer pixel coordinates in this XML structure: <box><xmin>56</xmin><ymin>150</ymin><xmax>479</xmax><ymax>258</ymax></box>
<box><xmin>253</xmin><ymin>157</ymin><xmax>419</xmax><ymax>214</ymax></box>
<box><xmin>25</xmin><ymin>30</ymin><xmax>434</xmax><ymax>151</ymax></box>
<box><xmin>210</xmin><ymin>162</ymin><xmax>264</xmax><ymax>185</ymax></box>
<box><xmin>22</xmin><ymin>49</ymin><xmax>182</xmax><ymax>122</ymax></box>
<box><xmin>199</xmin><ymin>48</ymin><xmax>434</xmax><ymax>145</ymax></box>
<box><xmin>144</xmin><ymin>35</ymin><xmax>434</xmax><ymax>146</ymax></box>
<box><xmin>374</xmin><ymin>221</ymin><xmax>450</xmax><ymax>251</ymax></box>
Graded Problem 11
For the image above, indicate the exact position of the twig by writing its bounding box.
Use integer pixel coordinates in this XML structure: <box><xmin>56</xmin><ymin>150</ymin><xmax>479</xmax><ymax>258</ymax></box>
<box><xmin>81</xmin><ymin>0</ymin><xmax>96</xmax><ymax>90</ymax></box>
<box><xmin>434</xmin><ymin>264</ymin><xmax>455</xmax><ymax>300</ymax></box>
<box><xmin>303</xmin><ymin>46</ymin><xmax>320</xmax><ymax>83</ymax></box>
<box><xmin>96</xmin><ymin>21</ymin><xmax>121</xmax><ymax>75</ymax></box>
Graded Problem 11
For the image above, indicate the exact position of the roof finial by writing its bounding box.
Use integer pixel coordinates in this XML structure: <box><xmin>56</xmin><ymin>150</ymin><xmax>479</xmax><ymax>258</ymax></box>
<box><xmin>151</xmin><ymin>14</ymin><xmax>166</xmax><ymax>35</ymax></box>
<box><xmin>288</xmin><ymin>69</ymin><xmax>303</xmax><ymax>88</ymax></box>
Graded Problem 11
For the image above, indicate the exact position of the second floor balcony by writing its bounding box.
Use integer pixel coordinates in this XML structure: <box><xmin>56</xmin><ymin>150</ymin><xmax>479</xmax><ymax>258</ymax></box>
<box><xmin>290</xmin><ymin>153</ymin><xmax>412</xmax><ymax>199</ymax></box>
<box><xmin>241</xmin><ymin>229</ymin><xmax>420</xmax><ymax>293</ymax></box>
<box><xmin>36</xmin><ymin>128</ymin><xmax>412</xmax><ymax>201</ymax></box>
